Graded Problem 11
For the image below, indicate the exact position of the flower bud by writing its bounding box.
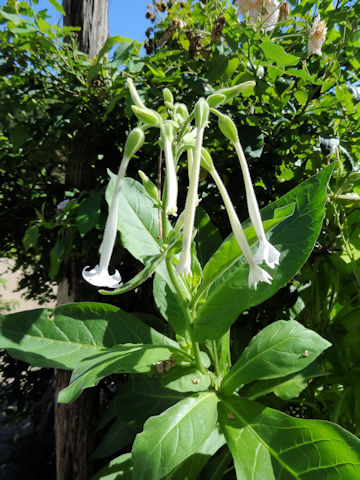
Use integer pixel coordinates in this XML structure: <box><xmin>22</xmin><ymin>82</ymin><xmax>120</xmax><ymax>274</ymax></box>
<box><xmin>174</xmin><ymin>103</ymin><xmax>189</xmax><ymax>123</ymax></box>
<box><xmin>127</xmin><ymin>78</ymin><xmax>145</xmax><ymax>108</ymax></box>
<box><xmin>138</xmin><ymin>170</ymin><xmax>159</xmax><ymax>203</ymax></box>
<box><xmin>124</xmin><ymin>128</ymin><xmax>145</xmax><ymax>159</ymax></box>
<box><xmin>131</xmin><ymin>105</ymin><xmax>163</xmax><ymax>127</ymax></box>
<box><xmin>160</xmin><ymin>121</ymin><xmax>176</xmax><ymax>143</ymax></box>
<box><xmin>200</xmin><ymin>147</ymin><xmax>214</xmax><ymax>172</ymax></box>
<box><xmin>195</xmin><ymin>98</ymin><xmax>209</xmax><ymax>129</ymax></box>
<box><xmin>207</xmin><ymin>93</ymin><xmax>227</xmax><ymax>108</ymax></box>
<box><xmin>163</xmin><ymin>88</ymin><xmax>174</xmax><ymax>108</ymax></box>
<box><xmin>218</xmin><ymin>114</ymin><xmax>239</xmax><ymax>143</ymax></box>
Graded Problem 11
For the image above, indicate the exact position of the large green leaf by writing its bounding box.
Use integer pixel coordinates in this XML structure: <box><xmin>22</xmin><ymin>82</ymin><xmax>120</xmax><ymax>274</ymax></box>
<box><xmin>193</xmin><ymin>165</ymin><xmax>333</xmax><ymax>341</ymax></box>
<box><xmin>0</xmin><ymin>302</ymin><xmax>177</xmax><ymax>369</ymax></box>
<box><xmin>93</xmin><ymin>376</ymin><xmax>185</xmax><ymax>458</ymax></box>
<box><xmin>58</xmin><ymin>343</ymin><xmax>180</xmax><ymax>403</ymax></box>
<box><xmin>221</xmin><ymin>320</ymin><xmax>331</xmax><ymax>395</ymax></box>
<box><xmin>219</xmin><ymin>395</ymin><xmax>360</xmax><ymax>479</ymax></box>
<box><xmin>164</xmin><ymin>427</ymin><xmax>225</xmax><ymax>480</ymax></box>
<box><xmin>132</xmin><ymin>392</ymin><xmax>219</xmax><ymax>480</ymax></box>
<box><xmin>106</xmin><ymin>174</ymin><xmax>168</xmax><ymax>262</ymax></box>
<box><xmin>91</xmin><ymin>453</ymin><xmax>133</xmax><ymax>480</ymax></box>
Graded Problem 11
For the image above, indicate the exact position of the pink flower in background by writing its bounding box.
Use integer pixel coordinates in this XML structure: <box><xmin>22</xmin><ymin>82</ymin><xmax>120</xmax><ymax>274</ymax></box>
<box><xmin>237</xmin><ymin>0</ymin><xmax>280</xmax><ymax>31</ymax></box>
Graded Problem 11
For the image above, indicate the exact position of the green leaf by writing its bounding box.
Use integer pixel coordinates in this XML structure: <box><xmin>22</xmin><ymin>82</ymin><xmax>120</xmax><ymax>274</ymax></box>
<box><xmin>0</xmin><ymin>8</ymin><xmax>21</xmax><ymax>24</ymax></box>
<box><xmin>221</xmin><ymin>320</ymin><xmax>331</xmax><ymax>395</ymax></box>
<box><xmin>238</xmin><ymin>126</ymin><xmax>264</xmax><ymax>158</ymax></box>
<box><xmin>153</xmin><ymin>268</ymin><xmax>188</xmax><ymax>338</ymax></box>
<box><xmin>58</xmin><ymin>344</ymin><xmax>177</xmax><ymax>403</ymax></box>
<box><xmin>219</xmin><ymin>395</ymin><xmax>360</xmax><ymax>479</ymax></box>
<box><xmin>241</xmin><ymin>364</ymin><xmax>322</xmax><ymax>401</ymax></box>
<box><xmin>106</xmin><ymin>174</ymin><xmax>167</xmax><ymax>262</ymax></box>
<box><xmin>48</xmin><ymin>0</ymin><xmax>65</xmax><ymax>15</ymax></box>
<box><xmin>260</xmin><ymin>38</ymin><xmax>299</xmax><ymax>66</ymax></box>
<box><xmin>200</xmin><ymin>446</ymin><xmax>232</xmax><ymax>480</ymax></box>
<box><xmin>76</xmin><ymin>191</ymin><xmax>102</xmax><ymax>237</ymax></box>
<box><xmin>111</xmin><ymin>41</ymin><xmax>134</xmax><ymax>66</ymax></box>
<box><xmin>132</xmin><ymin>392</ymin><xmax>219</xmax><ymax>480</ymax></box>
<box><xmin>164</xmin><ymin>427</ymin><xmax>225</xmax><ymax>480</ymax></box>
<box><xmin>22</xmin><ymin>224</ymin><xmax>39</xmax><ymax>252</ymax></box>
<box><xmin>193</xmin><ymin>165</ymin><xmax>333</xmax><ymax>341</ymax></box>
<box><xmin>93</xmin><ymin>376</ymin><xmax>185</xmax><ymax>458</ymax></box>
<box><xmin>0</xmin><ymin>302</ymin><xmax>177</xmax><ymax>369</ymax></box>
<box><xmin>91</xmin><ymin>453</ymin><xmax>133</xmax><ymax>480</ymax></box>
<box><xmin>195</xmin><ymin>207</ymin><xmax>223</xmax><ymax>267</ymax></box>
<box><xmin>162</xmin><ymin>366</ymin><xmax>211</xmax><ymax>393</ymax></box>
<box><xmin>206</xmin><ymin>55</ymin><xmax>229</xmax><ymax>83</ymax></box>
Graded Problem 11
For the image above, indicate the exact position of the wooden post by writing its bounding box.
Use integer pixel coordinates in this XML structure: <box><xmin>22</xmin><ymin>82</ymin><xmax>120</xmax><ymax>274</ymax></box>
<box><xmin>55</xmin><ymin>2</ymin><xmax>109</xmax><ymax>478</ymax></box>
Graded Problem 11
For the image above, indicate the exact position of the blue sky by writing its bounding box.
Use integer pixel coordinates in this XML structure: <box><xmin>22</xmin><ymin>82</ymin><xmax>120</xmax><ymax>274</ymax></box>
<box><xmin>1</xmin><ymin>0</ymin><xmax>152</xmax><ymax>43</ymax></box>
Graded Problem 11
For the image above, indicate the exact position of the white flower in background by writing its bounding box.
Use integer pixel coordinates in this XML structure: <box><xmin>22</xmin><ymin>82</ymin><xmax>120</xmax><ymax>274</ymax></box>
<box><xmin>308</xmin><ymin>15</ymin><xmax>327</xmax><ymax>56</ymax></box>
<box><xmin>234</xmin><ymin>140</ymin><xmax>280</xmax><ymax>269</ymax></box>
<box><xmin>237</xmin><ymin>0</ymin><xmax>280</xmax><ymax>31</ymax></box>
<box><xmin>83</xmin><ymin>128</ymin><xmax>145</xmax><ymax>289</ymax></box>
<box><xmin>328</xmin><ymin>138</ymin><xmax>340</xmax><ymax>160</ymax></box>
<box><xmin>210</xmin><ymin>167</ymin><xmax>272</xmax><ymax>289</ymax></box>
<box><xmin>57</xmin><ymin>199</ymin><xmax>70</xmax><ymax>211</ymax></box>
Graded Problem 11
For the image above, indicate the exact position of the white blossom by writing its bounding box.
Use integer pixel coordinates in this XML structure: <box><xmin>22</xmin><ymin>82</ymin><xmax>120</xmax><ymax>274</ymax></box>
<box><xmin>234</xmin><ymin>141</ymin><xmax>280</xmax><ymax>269</ymax></box>
<box><xmin>237</xmin><ymin>0</ymin><xmax>280</xmax><ymax>31</ymax></box>
<box><xmin>308</xmin><ymin>15</ymin><xmax>327</xmax><ymax>56</ymax></box>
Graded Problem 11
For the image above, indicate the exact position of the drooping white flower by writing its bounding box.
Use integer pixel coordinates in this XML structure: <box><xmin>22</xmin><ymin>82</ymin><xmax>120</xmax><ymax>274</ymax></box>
<box><xmin>237</xmin><ymin>0</ymin><xmax>280</xmax><ymax>31</ymax></box>
<box><xmin>83</xmin><ymin>128</ymin><xmax>145</xmax><ymax>289</ymax></box>
<box><xmin>210</xmin><ymin>167</ymin><xmax>272</xmax><ymax>290</ymax></box>
<box><xmin>308</xmin><ymin>15</ymin><xmax>327</xmax><ymax>56</ymax></box>
<box><xmin>234</xmin><ymin>141</ymin><xmax>280</xmax><ymax>269</ymax></box>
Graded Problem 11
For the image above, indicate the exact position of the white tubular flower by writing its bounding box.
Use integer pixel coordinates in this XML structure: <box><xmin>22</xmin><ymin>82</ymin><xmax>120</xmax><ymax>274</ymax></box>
<box><xmin>82</xmin><ymin>158</ymin><xmax>128</xmax><ymax>289</ymax></box>
<box><xmin>211</xmin><ymin>167</ymin><xmax>272</xmax><ymax>289</ymax></box>
<box><xmin>234</xmin><ymin>141</ymin><xmax>280</xmax><ymax>269</ymax></box>
<box><xmin>308</xmin><ymin>15</ymin><xmax>327</xmax><ymax>56</ymax></box>
<box><xmin>164</xmin><ymin>138</ymin><xmax>178</xmax><ymax>216</ymax></box>
<box><xmin>176</xmin><ymin>128</ymin><xmax>205</xmax><ymax>277</ymax></box>
<box><xmin>237</xmin><ymin>0</ymin><xmax>280</xmax><ymax>31</ymax></box>
<box><xmin>83</xmin><ymin>129</ymin><xmax>145</xmax><ymax>289</ymax></box>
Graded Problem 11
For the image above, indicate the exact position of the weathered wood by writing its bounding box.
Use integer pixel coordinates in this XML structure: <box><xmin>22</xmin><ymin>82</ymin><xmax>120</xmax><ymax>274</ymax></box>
<box><xmin>62</xmin><ymin>0</ymin><xmax>109</xmax><ymax>58</ymax></box>
<box><xmin>55</xmin><ymin>3</ymin><xmax>109</xmax><ymax>479</ymax></box>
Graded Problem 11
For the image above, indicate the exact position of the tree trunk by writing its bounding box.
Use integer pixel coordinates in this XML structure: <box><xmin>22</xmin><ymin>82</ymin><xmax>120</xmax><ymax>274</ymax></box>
<box><xmin>62</xmin><ymin>0</ymin><xmax>109</xmax><ymax>58</ymax></box>
<box><xmin>55</xmin><ymin>2</ymin><xmax>109</xmax><ymax>479</ymax></box>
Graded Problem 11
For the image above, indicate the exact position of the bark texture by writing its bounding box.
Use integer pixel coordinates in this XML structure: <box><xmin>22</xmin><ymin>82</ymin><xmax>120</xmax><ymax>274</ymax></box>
<box><xmin>55</xmin><ymin>3</ymin><xmax>109</xmax><ymax>479</ymax></box>
<box><xmin>63</xmin><ymin>0</ymin><xmax>109</xmax><ymax>58</ymax></box>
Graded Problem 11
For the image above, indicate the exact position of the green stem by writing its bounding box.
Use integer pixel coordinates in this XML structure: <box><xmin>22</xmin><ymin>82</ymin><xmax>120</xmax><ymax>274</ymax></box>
<box><xmin>212</xmin><ymin>339</ymin><xmax>220</xmax><ymax>377</ymax></box>
<box><xmin>165</xmin><ymin>256</ymin><xmax>206</xmax><ymax>374</ymax></box>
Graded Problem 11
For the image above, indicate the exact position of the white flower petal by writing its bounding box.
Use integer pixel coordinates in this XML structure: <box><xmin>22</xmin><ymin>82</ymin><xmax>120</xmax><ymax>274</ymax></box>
<box><xmin>254</xmin><ymin>239</ymin><xmax>280</xmax><ymax>269</ymax></box>
<box><xmin>248</xmin><ymin>263</ymin><xmax>272</xmax><ymax>290</ymax></box>
<box><xmin>82</xmin><ymin>265</ymin><xmax>122</xmax><ymax>289</ymax></box>
<box><xmin>175</xmin><ymin>254</ymin><xmax>192</xmax><ymax>277</ymax></box>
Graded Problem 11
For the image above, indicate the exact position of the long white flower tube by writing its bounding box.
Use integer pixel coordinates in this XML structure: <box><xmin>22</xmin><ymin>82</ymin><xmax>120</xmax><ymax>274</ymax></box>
<box><xmin>211</xmin><ymin>167</ymin><xmax>272</xmax><ymax>290</ymax></box>
<box><xmin>164</xmin><ymin>138</ymin><xmax>178</xmax><ymax>216</ymax></box>
<box><xmin>176</xmin><ymin>99</ymin><xmax>209</xmax><ymax>276</ymax></box>
<box><xmin>83</xmin><ymin>128</ymin><xmax>145</xmax><ymax>288</ymax></box>
<box><xmin>234</xmin><ymin>140</ymin><xmax>280</xmax><ymax>269</ymax></box>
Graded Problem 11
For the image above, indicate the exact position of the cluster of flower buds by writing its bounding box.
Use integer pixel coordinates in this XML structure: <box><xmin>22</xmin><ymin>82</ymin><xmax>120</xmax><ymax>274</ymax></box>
<box><xmin>83</xmin><ymin>78</ymin><xmax>281</xmax><ymax>291</ymax></box>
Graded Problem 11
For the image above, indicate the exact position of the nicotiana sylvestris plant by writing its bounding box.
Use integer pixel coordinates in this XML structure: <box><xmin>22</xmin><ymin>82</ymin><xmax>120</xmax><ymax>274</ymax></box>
<box><xmin>0</xmin><ymin>80</ymin><xmax>359</xmax><ymax>480</ymax></box>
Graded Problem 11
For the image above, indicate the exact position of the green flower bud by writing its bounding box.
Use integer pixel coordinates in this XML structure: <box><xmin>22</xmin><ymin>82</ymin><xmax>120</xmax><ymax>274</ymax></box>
<box><xmin>200</xmin><ymin>147</ymin><xmax>214</xmax><ymax>172</ymax></box>
<box><xmin>207</xmin><ymin>93</ymin><xmax>227</xmax><ymax>108</ymax></box>
<box><xmin>124</xmin><ymin>128</ymin><xmax>145</xmax><ymax>159</ymax></box>
<box><xmin>138</xmin><ymin>170</ymin><xmax>159</xmax><ymax>203</ymax></box>
<box><xmin>217</xmin><ymin>81</ymin><xmax>256</xmax><ymax>103</ymax></box>
<box><xmin>131</xmin><ymin>105</ymin><xmax>163</xmax><ymax>127</ymax></box>
<box><xmin>127</xmin><ymin>78</ymin><xmax>145</xmax><ymax>108</ymax></box>
<box><xmin>163</xmin><ymin>88</ymin><xmax>174</xmax><ymax>108</ymax></box>
<box><xmin>218</xmin><ymin>115</ymin><xmax>239</xmax><ymax>144</ymax></box>
<box><xmin>173</xmin><ymin>103</ymin><xmax>189</xmax><ymax>124</ymax></box>
<box><xmin>195</xmin><ymin>98</ymin><xmax>209</xmax><ymax>129</ymax></box>
<box><xmin>160</xmin><ymin>121</ymin><xmax>176</xmax><ymax>143</ymax></box>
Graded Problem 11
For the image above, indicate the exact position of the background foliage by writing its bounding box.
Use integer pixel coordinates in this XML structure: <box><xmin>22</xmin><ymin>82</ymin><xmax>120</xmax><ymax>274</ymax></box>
<box><xmin>0</xmin><ymin>0</ymin><xmax>359</xmax><ymax>476</ymax></box>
